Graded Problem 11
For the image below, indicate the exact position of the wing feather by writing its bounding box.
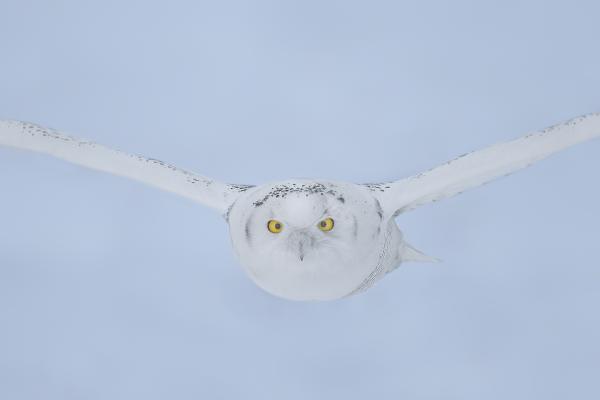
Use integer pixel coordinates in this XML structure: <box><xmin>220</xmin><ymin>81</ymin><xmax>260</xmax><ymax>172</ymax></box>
<box><xmin>0</xmin><ymin>120</ymin><xmax>252</xmax><ymax>214</ymax></box>
<box><xmin>369</xmin><ymin>112</ymin><xmax>600</xmax><ymax>216</ymax></box>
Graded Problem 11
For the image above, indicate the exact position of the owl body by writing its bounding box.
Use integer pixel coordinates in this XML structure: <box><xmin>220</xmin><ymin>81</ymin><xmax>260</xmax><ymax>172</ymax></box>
<box><xmin>227</xmin><ymin>179</ymin><xmax>405</xmax><ymax>300</ymax></box>
<box><xmin>2</xmin><ymin>113</ymin><xmax>599</xmax><ymax>301</ymax></box>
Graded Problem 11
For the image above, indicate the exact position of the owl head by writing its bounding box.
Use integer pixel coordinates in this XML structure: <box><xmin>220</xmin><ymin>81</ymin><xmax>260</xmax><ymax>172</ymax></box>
<box><xmin>227</xmin><ymin>180</ymin><xmax>387</xmax><ymax>300</ymax></box>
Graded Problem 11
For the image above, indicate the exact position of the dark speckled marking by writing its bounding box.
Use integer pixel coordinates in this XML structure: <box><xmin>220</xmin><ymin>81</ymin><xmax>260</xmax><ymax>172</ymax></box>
<box><xmin>361</xmin><ymin>183</ymin><xmax>391</xmax><ymax>193</ymax></box>
<box><xmin>245</xmin><ymin>216</ymin><xmax>253</xmax><ymax>245</ymax></box>
<box><xmin>376</xmin><ymin>226</ymin><xmax>381</xmax><ymax>236</ymax></box>
<box><xmin>224</xmin><ymin>204</ymin><xmax>234</xmax><ymax>221</ymax></box>
<box><xmin>229</xmin><ymin>184</ymin><xmax>255</xmax><ymax>192</ymax></box>
<box><xmin>374</xmin><ymin>199</ymin><xmax>384</xmax><ymax>220</ymax></box>
<box><xmin>253</xmin><ymin>183</ymin><xmax>340</xmax><ymax>207</ymax></box>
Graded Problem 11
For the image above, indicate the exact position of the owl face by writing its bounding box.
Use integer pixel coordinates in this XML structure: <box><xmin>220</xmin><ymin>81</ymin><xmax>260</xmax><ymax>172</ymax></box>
<box><xmin>228</xmin><ymin>180</ymin><xmax>387</xmax><ymax>301</ymax></box>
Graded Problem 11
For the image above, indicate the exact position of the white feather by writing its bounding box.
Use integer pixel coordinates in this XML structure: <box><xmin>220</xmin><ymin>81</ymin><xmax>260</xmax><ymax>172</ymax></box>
<box><xmin>372</xmin><ymin>112</ymin><xmax>600</xmax><ymax>216</ymax></box>
<box><xmin>0</xmin><ymin>120</ymin><xmax>249</xmax><ymax>214</ymax></box>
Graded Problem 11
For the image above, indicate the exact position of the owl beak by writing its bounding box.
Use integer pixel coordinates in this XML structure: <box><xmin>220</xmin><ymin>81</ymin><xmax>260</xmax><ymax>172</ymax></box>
<box><xmin>290</xmin><ymin>230</ymin><xmax>313</xmax><ymax>262</ymax></box>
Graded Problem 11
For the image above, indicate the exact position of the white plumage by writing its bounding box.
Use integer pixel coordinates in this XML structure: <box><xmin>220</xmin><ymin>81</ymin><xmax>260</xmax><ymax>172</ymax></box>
<box><xmin>1</xmin><ymin>113</ymin><xmax>599</xmax><ymax>300</ymax></box>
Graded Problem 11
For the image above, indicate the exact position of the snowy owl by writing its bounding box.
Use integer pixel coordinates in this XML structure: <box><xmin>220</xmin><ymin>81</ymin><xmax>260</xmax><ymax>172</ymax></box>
<box><xmin>1</xmin><ymin>113</ymin><xmax>599</xmax><ymax>301</ymax></box>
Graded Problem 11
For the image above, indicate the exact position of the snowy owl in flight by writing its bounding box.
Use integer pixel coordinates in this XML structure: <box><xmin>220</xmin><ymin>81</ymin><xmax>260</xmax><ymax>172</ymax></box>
<box><xmin>1</xmin><ymin>113</ymin><xmax>599</xmax><ymax>301</ymax></box>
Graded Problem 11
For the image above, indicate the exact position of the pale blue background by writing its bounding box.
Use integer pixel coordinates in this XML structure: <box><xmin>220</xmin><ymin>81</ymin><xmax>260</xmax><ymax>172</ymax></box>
<box><xmin>1</xmin><ymin>1</ymin><xmax>599</xmax><ymax>399</ymax></box>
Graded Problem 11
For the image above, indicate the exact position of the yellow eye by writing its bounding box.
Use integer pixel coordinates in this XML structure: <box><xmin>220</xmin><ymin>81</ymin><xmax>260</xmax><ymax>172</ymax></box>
<box><xmin>267</xmin><ymin>219</ymin><xmax>284</xmax><ymax>233</ymax></box>
<box><xmin>318</xmin><ymin>217</ymin><xmax>335</xmax><ymax>232</ymax></box>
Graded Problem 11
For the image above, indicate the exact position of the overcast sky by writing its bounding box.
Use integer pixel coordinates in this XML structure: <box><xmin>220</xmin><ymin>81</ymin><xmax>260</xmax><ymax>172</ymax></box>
<box><xmin>1</xmin><ymin>1</ymin><xmax>599</xmax><ymax>399</ymax></box>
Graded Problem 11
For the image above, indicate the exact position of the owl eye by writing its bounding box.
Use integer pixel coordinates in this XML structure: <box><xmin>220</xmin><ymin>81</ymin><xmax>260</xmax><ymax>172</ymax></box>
<box><xmin>318</xmin><ymin>217</ymin><xmax>334</xmax><ymax>232</ymax></box>
<box><xmin>267</xmin><ymin>219</ymin><xmax>284</xmax><ymax>233</ymax></box>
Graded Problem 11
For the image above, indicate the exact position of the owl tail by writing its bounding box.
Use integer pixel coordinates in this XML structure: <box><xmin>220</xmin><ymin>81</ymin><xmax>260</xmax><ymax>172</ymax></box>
<box><xmin>402</xmin><ymin>242</ymin><xmax>440</xmax><ymax>263</ymax></box>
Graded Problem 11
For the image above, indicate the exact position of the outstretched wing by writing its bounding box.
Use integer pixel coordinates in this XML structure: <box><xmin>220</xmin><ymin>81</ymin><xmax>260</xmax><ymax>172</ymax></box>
<box><xmin>367</xmin><ymin>112</ymin><xmax>600</xmax><ymax>217</ymax></box>
<box><xmin>0</xmin><ymin>120</ymin><xmax>253</xmax><ymax>214</ymax></box>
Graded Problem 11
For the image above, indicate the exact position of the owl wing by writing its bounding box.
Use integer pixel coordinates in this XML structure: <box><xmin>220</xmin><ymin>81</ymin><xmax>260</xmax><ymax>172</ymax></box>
<box><xmin>367</xmin><ymin>112</ymin><xmax>600</xmax><ymax>217</ymax></box>
<box><xmin>0</xmin><ymin>120</ymin><xmax>253</xmax><ymax>214</ymax></box>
